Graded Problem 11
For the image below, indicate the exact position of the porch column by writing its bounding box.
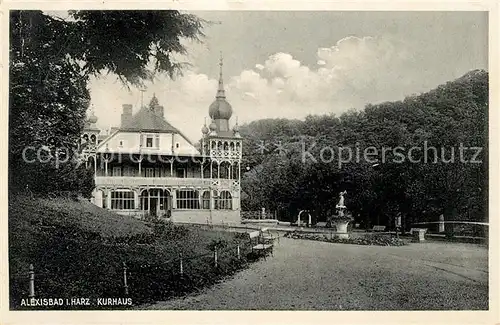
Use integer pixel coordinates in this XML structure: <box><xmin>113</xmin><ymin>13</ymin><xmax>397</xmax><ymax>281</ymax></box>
<box><xmin>171</xmin><ymin>189</ymin><xmax>177</xmax><ymax>209</ymax></box>
<box><xmin>170</xmin><ymin>160</ymin><xmax>173</xmax><ymax>177</ymax></box>
<box><xmin>134</xmin><ymin>189</ymin><xmax>139</xmax><ymax>211</ymax></box>
<box><xmin>211</xmin><ymin>191</ymin><xmax>216</xmax><ymax>211</ymax></box>
<box><xmin>157</xmin><ymin>189</ymin><xmax>161</xmax><ymax>215</ymax></box>
<box><xmin>147</xmin><ymin>187</ymin><xmax>151</xmax><ymax>215</ymax></box>
<box><xmin>200</xmin><ymin>162</ymin><xmax>204</xmax><ymax>179</ymax></box>
<box><xmin>106</xmin><ymin>189</ymin><xmax>112</xmax><ymax>209</ymax></box>
<box><xmin>238</xmin><ymin>162</ymin><xmax>241</xmax><ymax>184</ymax></box>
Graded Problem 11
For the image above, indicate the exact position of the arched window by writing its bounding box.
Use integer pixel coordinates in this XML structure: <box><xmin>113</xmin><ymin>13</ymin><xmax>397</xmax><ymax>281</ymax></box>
<box><xmin>90</xmin><ymin>134</ymin><xmax>97</xmax><ymax>145</ymax></box>
<box><xmin>230</xmin><ymin>142</ymin><xmax>235</xmax><ymax>151</ymax></box>
<box><xmin>223</xmin><ymin>142</ymin><xmax>229</xmax><ymax>150</ymax></box>
<box><xmin>236</xmin><ymin>142</ymin><xmax>241</xmax><ymax>152</ymax></box>
<box><xmin>231</xmin><ymin>162</ymin><xmax>239</xmax><ymax>180</ymax></box>
<box><xmin>219</xmin><ymin>161</ymin><xmax>231</xmax><ymax>179</ymax></box>
<box><xmin>211</xmin><ymin>161</ymin><xmax>219</xmax><ymax>178</ymax></box>
<box><xmin>176</xmin><ymin>189</ymin><xmax>200</xmax><ymax>210</ymax></box>
<box><xmin>202</xmin><ymin>191</ymin><xmax>210</xmax><ymax>209</ymax></box>
<box><xmin>83</xmin><ymin>134</ymin><xmax>89</xmax><ymax>142</ymax></box>
<box><xmin>111</xmin><ymin>190</ymin><xmax>135</xmax><ymax>210</ymax></box>
<box><xmin>216</xmin><ymin>191</ymin><xmax>232</xmax><ymax>210</ymax></box>
<box><xmin>140</xmin><ymin>189</ymin><xmax>171</xmax><ymax>214</ymax></box>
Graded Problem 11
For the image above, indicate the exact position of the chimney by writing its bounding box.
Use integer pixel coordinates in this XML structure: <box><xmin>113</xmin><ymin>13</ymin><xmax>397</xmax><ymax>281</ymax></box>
<box><xmin>154</xmin><ymin>105</ymin><xmax>164</xmax><ymax>118</ymax></box>
<box><xmin>121</xmin><ymin>104</ymin><xmax>132</xmax><ymax>127</ymax></box>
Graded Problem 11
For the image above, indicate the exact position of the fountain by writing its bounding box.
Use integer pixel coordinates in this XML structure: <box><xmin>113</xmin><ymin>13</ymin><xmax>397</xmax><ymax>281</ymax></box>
<box><xmin>327</xmin><ymin>191</ymin><xmax>353</xmax><ymax>239</ymax></box>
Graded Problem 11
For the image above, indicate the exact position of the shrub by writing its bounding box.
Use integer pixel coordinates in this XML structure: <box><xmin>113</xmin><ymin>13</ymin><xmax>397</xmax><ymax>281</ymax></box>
<box><xmin>284</xmin><ymin>231</ymin><xmax>407</xmax><ymax>246</ymax></box>
<box><xmin>152</xmin><ymin>221</ymin><xmax>190</xmax><ymax>240</ymax></box>
<box><xmin>207</xmin><ymin>238</ymin><xmax>228</xmax><ymax>251</ymax></box>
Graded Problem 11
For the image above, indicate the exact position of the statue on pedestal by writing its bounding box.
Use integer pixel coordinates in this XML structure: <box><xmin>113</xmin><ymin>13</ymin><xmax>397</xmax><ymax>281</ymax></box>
<box><xmin>335</xmin><ymin>190</ymin><xmax>347</xmax><ymax>217</ymax></box>
<box><xmin>326</xmin><ymin>190</ymin><xmax>352</xmax><ymax>239</ymax></box>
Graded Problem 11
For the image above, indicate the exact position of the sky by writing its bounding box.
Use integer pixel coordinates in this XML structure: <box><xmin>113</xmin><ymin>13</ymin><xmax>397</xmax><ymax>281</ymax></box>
<box><xmin>83</xmin><ymin>11</ymin><xmax>488</xmax><ymax>142</ymax></box>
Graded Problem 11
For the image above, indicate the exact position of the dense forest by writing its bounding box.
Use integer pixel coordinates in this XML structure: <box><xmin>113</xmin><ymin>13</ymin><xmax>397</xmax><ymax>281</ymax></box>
<box><xmin>239</xmin><ymin>70</ymin><xmax>488</xmax><ymax>228</ymax></box>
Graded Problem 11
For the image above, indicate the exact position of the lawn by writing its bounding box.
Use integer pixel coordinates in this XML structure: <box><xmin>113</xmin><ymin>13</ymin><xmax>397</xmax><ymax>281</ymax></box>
<box><xmin>9</xmin><ymin>195</ymin><xmax>252</xmax><ymax>310</ymax></box>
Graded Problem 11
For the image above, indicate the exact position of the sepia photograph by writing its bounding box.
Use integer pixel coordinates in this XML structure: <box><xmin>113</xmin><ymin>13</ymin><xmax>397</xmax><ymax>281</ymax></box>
<box><xmin>4</xmin><ymin>6</ymin><xmax>495</xmax><ymax>320</ymax></box>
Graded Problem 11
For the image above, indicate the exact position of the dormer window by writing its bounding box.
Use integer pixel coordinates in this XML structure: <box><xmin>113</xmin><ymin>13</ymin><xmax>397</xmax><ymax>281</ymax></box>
<box><xmin>143</xmin><ymin>133</ymin><xmax>159</xmax><ymax>149</ymax></box>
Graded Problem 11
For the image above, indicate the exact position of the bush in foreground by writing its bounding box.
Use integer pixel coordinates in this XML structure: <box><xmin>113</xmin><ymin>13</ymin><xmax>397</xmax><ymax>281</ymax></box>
<box><xmin>284</xmin><ymin>231</ymin><xmax>407</xmax><ymax>246</ymax></box>
<box><xmin>9</xmin><ymin>196</ymin><xmax>252</xmax><ymax>310</ymax></box>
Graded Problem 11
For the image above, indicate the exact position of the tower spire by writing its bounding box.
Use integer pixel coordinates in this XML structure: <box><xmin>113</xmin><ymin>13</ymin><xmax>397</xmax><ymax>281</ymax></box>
<box><xmin>216</xmin><ymin>51</ymin><xmax>225</xmax><ymax>99</ymax></box>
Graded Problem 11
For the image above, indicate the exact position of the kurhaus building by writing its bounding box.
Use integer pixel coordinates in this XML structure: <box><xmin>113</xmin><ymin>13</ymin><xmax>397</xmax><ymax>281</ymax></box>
<box><xmin>81</xmin><ymin>59</ymin><xmax>242</xmax><ymax>225</ymax></box>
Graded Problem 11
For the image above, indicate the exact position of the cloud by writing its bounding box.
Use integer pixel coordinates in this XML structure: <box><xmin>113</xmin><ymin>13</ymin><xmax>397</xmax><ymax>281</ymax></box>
<box><xmin>90</xmin><ymin>36</ymin><xmax>423</xmax><ymax>142</ymax></box>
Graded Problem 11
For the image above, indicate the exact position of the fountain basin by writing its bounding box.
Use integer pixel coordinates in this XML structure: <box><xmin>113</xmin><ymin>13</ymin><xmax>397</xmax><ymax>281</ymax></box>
<box><xmin>330</xmin><ymin>219</ymin><xmax>351</xmax><ymax>239</ymax></box>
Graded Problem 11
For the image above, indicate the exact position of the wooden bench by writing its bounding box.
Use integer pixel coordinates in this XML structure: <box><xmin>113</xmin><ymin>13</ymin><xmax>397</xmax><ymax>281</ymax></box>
<box><xmin>260</xmin><ymin>227</ymin><xmax>279</xmax><ymax>244</ymax></box>
<box><xmin>409</xmin><ymin>228</ymin><xmax>428</xmax><ymax>234</ymax></box>
<box><xmin>409</xmin><ymin>228</ymin><xmax>428</xmax><ymax>242</ymax></box>
<box><xmin>371</xmin><ymin>225</ymin><xmax>386</xmax><ymax>232</ymax></box>
<box><xmin>248</xmin><ymin>230</ymin><xmax>273</xmax><ymax>258</ymax></box>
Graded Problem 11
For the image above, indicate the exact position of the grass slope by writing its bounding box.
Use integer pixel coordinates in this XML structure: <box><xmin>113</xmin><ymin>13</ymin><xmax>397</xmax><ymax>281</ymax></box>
<box><xmin>9</xmin><ymin>195</ymin><xmax>251</xmax><ymax>310</ymax></box>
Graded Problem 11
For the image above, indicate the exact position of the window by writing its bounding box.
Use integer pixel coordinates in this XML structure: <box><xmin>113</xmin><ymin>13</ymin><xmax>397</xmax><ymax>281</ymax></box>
<box><xmin>141</xmin><ymin>189</ymin><xmax>171</xmax><ymax>213</ymax></box>
<box><xmin>119</xmin><ymin>140</ymin><xmax>124</xmax><ymax>147</ymax></box>
<box><xmin>176</xmin><ymin>189</ymin><xmax>200</xmax><ymax>210</ymax></box>
<box><xmin>111</xmin><ymin>191</ymin><xmax>135</xmax><ymax>210</ymax></box>
<box><xmin>219</xmin><ymin>162</ymin><xmax>231</xmax><ymax>179</ymax></box>
<box><xmin>216</xmin><ymin>191</ymin><xmax>232</xmax><ymax>210</ymax></box>
<box><xmin>112</xmin><ymin>167</ymin><xmax>122</xmax><ymax>176</ymax></box>
<box><xmin>145</xmin><ymin>168</ymin><xmax>155</xmax><ymax>177</ymax></box>
<box><xmin>123</xmin><ymin>166</ymin><xmax>136</xmax><ymax>177</ymax></box>
<box><xmin>176</xmin><ymin>168</ymin><xmax>186</xmax><ymax>178</ymax></box>
<box><xmin>175</xmin><ymin>142</ymin><xmax>180</xmax><ymax>149</ymax></box>
<box><xmin>146</xmin><ymin>137</ymin><xmax>153</xmax><ymax>148</ymax></box>
<box><xmin>202</xmin><ymin>191</ymin><xmax>210</xmax><ymax>209</ymax></box>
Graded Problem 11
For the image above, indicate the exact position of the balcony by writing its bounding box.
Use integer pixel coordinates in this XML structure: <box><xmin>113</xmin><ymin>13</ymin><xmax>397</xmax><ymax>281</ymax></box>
<box><xmin>95</xmin><ymin>176</ymin><xmax>213</xmax><ymax>187</ymax></box>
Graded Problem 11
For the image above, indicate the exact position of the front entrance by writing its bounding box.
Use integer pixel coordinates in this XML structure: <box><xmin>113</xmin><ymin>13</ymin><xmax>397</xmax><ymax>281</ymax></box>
<box><xmin>150</xmin><ymin>198</ymin><xmax>158</xmax><ymax>217</ymax></box>
<box><xmin>140</xmin><ymin>189</ymin><xmax>172</xmax><ymax>218</ymax></box>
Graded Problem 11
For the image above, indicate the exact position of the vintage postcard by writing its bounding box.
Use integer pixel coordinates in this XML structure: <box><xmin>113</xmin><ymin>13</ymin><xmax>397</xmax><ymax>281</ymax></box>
<box><xmin>1</xmin><ymin>1</ymin><xmax>498</xmax><ymax>325</ymax></box>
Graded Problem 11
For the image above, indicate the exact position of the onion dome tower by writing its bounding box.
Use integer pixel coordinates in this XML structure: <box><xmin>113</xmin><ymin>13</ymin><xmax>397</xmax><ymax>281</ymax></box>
<box><xmin>201</xmin><ymin>54</ymin><xmax>243</xmax><ymax>212</ymax></box>
<box><xmin>208</xmin><ymin>53</ymin><xmax>233</xmax><ymax>135</ymax></box>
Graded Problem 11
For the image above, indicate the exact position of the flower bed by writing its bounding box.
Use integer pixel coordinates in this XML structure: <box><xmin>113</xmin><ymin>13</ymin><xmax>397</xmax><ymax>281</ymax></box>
<box><xmin>284</xmin><ymin>231</ymin><xmax>407</xmax><ymax>246</ymax></box>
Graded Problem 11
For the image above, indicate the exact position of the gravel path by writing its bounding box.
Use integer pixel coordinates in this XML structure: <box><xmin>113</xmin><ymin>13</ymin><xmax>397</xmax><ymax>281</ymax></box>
<box><xmin>143</xmin><ymin>237</ymin><xmax>488</xmax><ymax>310</ymax></box>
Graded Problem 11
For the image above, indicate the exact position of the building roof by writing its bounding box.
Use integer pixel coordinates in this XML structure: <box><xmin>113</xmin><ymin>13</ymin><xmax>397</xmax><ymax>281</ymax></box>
<box><xmin>208</xmin><ymin>130</ymin><xmax>237</xmax><ymax>138</ymax></box>
<box><xmin>121</xmin><ymin>106</ymin><xmax>180</xmax><ymax>133</ymax></box>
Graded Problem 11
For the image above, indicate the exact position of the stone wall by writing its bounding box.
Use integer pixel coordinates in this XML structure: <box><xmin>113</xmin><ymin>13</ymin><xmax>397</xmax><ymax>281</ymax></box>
<box><xmin>172</xmin><ymin>210</ymin><xmax>241</xmax><ymax>225</ymax></box>
<box><xmin>241</xmin><ymin>210</ymin><xmax>276</xmax><ymax>219</ymax></box>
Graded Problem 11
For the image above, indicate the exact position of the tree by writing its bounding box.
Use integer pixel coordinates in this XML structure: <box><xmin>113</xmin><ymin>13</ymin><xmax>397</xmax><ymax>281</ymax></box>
<box><xmin>9</xmin><ymin>10</ymin><xmax>206</xmax><ymax>195</ymax></box>
<box><xmin>239</xmin><ymin>70</ymin><xmax>488</xmax><ymax>227</ymax></box>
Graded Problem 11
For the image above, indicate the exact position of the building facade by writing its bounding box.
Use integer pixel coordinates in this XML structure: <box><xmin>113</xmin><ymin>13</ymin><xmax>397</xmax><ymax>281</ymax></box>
<box><xmin>81</xmin><ymin>59</ymin><xmax>242</xmax><ymax>225</ymax></box>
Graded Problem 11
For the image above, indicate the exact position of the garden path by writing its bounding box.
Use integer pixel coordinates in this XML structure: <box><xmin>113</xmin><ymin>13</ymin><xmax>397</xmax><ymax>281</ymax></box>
<box><xmin>144</xmin><ymin>237</ymin><xmax>488</xmax><ymax>310</ymax></box>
